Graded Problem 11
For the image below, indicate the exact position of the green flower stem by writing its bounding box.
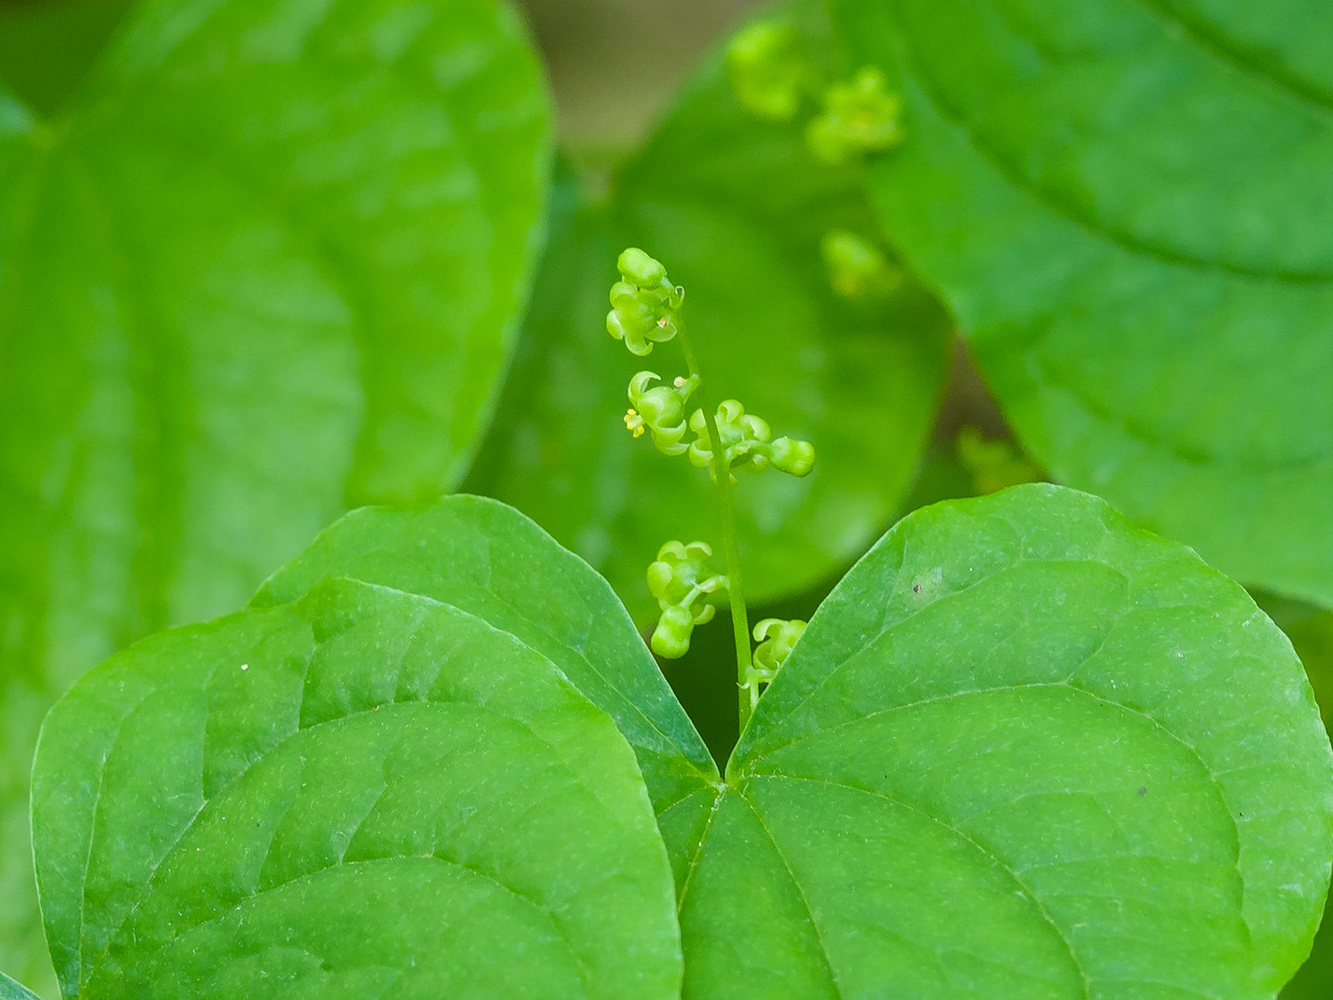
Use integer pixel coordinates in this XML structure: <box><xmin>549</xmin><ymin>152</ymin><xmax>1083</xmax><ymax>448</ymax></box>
<box><xmin>674</xmin><ymin>320</ymin><xmax>754</xmax><ymax>731</ymax></box>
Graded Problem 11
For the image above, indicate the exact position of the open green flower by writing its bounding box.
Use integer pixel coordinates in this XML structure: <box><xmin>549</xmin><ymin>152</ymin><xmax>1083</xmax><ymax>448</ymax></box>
<box><xmin>624</xmin><ymin>371</ymin><xmax>701</xmax><ymax>455</ymax></box>
<box><xmin>607</xmin><ymin>248</ymin><xmax>685</xmax><ymax>356</ymax></box>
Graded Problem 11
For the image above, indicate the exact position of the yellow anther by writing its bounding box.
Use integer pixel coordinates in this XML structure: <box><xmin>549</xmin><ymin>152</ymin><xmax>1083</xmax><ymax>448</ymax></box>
<box><xmin>624</xmin><ymin>409</ymin><xmax>646</xmax><ymax>438</ymax></box>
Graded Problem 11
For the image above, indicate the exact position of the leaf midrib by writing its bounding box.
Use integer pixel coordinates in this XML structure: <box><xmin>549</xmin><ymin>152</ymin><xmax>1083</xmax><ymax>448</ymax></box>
<box><xmin>744</xmin><ymin>774</ymin><xmax>1095</xmax><ymax>1000</ymax></box>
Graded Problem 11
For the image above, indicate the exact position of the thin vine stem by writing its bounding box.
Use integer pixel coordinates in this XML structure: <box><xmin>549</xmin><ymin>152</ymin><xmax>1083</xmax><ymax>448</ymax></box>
<box><xmin>674</xmin><ymin>319</ymin><xmax>753</xmax><ymax>731</ymax></box>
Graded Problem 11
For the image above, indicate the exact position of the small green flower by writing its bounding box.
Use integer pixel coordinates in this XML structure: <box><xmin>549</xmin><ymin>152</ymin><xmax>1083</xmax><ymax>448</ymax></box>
<box><xmin>751</xmin><ymin>618</ymin><xmax>807</xmax><ymax>680</ymax></box>
<box><xmin>820</xmin><ymin>229</ymin><xmax>903</xmax><ymax>298</ymax></box>
<box><xmin>607</xmin><ymin>248</ymin><xmax>685</xmax><ymax>356</ymax></box>
<box><xmin>625</xmin><ymin>371</ymin><xmax>701</xmax><ymax>455</ymax></box>
<box><xmin>647</xmin><ymin>541</ymin><xmax>728</xmax><ymax>659</ymax></box>
<box><xmin>806</xmin><ymin>67</ymin><xmax>903</xmax><ymax>165</ymax></box>
<box><xmin>743</xmin><ymin>618</ymin><xmax>807</xmax><ymax>706</ymax></box>
<box><xmin>726</xmin><ymin>19</ymin><xmax>812</xmax><ymax>122</ymax></box>
<box><xmin>688</xmin><ymin>399</ymin><xmax>815</xmax><ymax>482</ymax></box>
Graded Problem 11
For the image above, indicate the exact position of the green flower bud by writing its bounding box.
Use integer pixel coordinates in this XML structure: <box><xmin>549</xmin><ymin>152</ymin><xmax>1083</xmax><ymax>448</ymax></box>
<box><xmin>618</xmin><ymin>247</ymin><xmax>669</xmax><ymax>288</ymax></box>
<box><xmin>820</xmin><ymin>229</ymin><xmax>903</xmax><ymax>298</ymax></box>
<box><xmin>625</xmin><ymin>371</ymin><xmax>701</xmax><ymax>455</ymax></box>
<box><xmin>806</xmin><ymin>67</ymin><xmax>903</xmax><ymax>165</ymax></box>
<box><xmin>607</xmin><ymin>248</ymin><xmax>684</xmax><ymax>356</ymax></box>
<box><xmin>688</xmin><ymin>400</ymin><xmax>815</xmax><ymax>482</ymax></box>
<box><xmin>647</xmin><ymin>541</ymin><xmax>728</xmax><ymax>660</ymax></box>
<box><xmin>769</xmin><ymin>436</ymin><xmax>815</xmax><ymax>477</ymax></box>
<box><xmin>726</xmin><ymin>19</ymin><xmax>811</xmax><ymax>122</ymax></box>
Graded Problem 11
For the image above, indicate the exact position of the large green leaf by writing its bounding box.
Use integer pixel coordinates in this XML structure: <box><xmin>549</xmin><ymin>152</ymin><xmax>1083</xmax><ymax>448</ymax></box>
<box><xmin>0</xmin><ymin>0</ymin><xmax>549</xmax><ymax>989</ymax></box>
<box><xmin>254</xmin><ymin>494</ymin><xmax>722</xmax><ymax>890</ymax></box>
<box><xmin>465</xmin><ymin>3</ymin><xmax>953</xmax><ymax>621</ymax></box>
<box><xmin>829</xmin><ymin>0</ymin><xmax>1333</xmax><ymax>607</ymax></box>
<box><xmin>676</xmin><ymin>485</ymin><xmax>1333</xmax><ymax>997</ymax></box>
<box><xmin>31</xmin><ymin>578</ymin><xmax>679</xmax><ymax>1000</ymax></box>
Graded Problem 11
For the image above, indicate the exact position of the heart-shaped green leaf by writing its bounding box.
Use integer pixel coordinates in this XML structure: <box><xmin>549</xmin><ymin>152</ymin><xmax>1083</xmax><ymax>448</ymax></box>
<box><xmin>674</xmin><ymin>485</ymin><xmax>1332</xmax><ymax>997</ymax></box>
<box><xmin>828</xmin><ymin>0</ymin><xmax>1333</xmax><ymax>608</ymax></box>
<box><xmin>251</xmin><ymin>485</ymin><xmax>1333</xmax><ymax>994</ymax></box>
<box><xmin>465</xmin><ymin>1</ymin><xmax>953</xmax><ymax>620</ymax></box>
<box><xmin>254</xmin><ymin>495</ymin><xmax>723</xmax><ymax>889</ymax></box>
<box><xmin>0</xmin><ymin>0</ymin><xmax>549</xmax><ymax>984</ymax></box>
<box><xmin>32</xmin><ymin>578</ymin><xmax>679</xmax><ymax>1000</ymax></box>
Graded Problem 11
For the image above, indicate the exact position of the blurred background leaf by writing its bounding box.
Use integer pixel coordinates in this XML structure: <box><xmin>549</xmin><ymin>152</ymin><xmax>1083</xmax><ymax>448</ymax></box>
<box><xmin>829</xmin><ymin>0</ymin><xmax>1333</xmax><ymax>610</ymax></box>
<box><xmin>0</xmin><ymin>0</ymin><xmax>549</xmax><ymax>989</ymax></box>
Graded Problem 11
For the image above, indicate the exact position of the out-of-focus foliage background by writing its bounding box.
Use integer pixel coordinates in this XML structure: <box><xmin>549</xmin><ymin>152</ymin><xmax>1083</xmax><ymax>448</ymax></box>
<box><xmin>2</xmin><ymin>0</ymin><xmax>1331</xmax><ymax>995</ymax></box>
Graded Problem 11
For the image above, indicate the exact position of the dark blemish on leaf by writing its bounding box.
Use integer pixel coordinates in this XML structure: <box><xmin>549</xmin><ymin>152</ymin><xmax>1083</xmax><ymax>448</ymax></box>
<box><xmin>912</xmin><ymin>584</ymin><xmax>922</xmax><ymax>593</ymax></box>
<box><xmin>1137</xmin><ymin>787</ymin><xmax>1147</xmax><ymax>796</ymax></box>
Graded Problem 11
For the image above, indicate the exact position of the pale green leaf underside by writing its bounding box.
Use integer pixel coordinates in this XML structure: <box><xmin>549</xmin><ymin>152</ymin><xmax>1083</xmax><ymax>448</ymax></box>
<box><xmin>253</xmin><ymin>495</ymin><xmax>722</xmax><ymax>889</ymax></box>
<box><xmin>832</xmin><ymin>0</ymin><xmax>1333</xmax><ymax>607</ymax></box>
<box><xmin>32</xmin><ymin>579</ymin><xmax>679</xmax><ymax>1000</ymax></box>
<box><xmin>679</xmin><ymin>485</ymin><xmax>1333</xmax><ymax>998</ymax></box>
<box><xmin>0</xmin><ymin>971</ymin><xmax>40</xmax><ymax>1000</ymax></box>
<box><xmin>0</xmin><ymin>0</ymin><xmax>548</xmax><ymax>986</ymax></box>
<box><xmin>466</xmin><ymin>2</ymin><xmax>952</xmax><ymax>620</ymax></box>
<box><xmin>1272</xmin><ymin>606</ymin><xmax>1333</xmax><ymax>997</ymax></box>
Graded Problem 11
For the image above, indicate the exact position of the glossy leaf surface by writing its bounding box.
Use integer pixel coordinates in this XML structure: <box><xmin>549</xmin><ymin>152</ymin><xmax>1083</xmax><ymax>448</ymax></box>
<box><xmin>466</xmin><ymin>3</ymin><xmax>952</xmax><ymax>621</ymax></box>
<box><xmin>32</xmin><ymin>580</ymin><xmax>679</xmax><ymax>1000</ymax></box>
<box><xmin>679</xmin><ymin>485</ymin><xmax>1333</xmax><ymax>997</ymax></box>
<box><xmin>0</xmin><ymin>0</ymin><xmax>549</xmax><ymax>984</ymax></box>
<box><xmin>255</xmin><ymin>495</ymin><xmax>722</xmax><ymax>889</ymax></box>
<box><xmin>831</xmin><ymin>0</ymin><xmax>1333</xmax><ymax>607</ymax></box>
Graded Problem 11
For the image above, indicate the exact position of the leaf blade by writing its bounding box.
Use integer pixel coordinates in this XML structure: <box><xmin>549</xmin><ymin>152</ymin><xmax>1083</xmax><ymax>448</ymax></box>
<box><xmin>33</xmin><ymin>578</ymin><xmax>680</xmax><ymax>1000</ymax></box>
<box><xmin>681</xmin><ymin>485</ymin><xmax>1333</xmax><ymax>997</ymax></box>
<box><xmin>254</xmin><ymin>494</ymin><xmax>722</xmax><ymax>888</ymax></box>
<box><xmin>830</xmin><ymin>0</ymin><xmax>1333</xmax><ymax>607</ymax></box>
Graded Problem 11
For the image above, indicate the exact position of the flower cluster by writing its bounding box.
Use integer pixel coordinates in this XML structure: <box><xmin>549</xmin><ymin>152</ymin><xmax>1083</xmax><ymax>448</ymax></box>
<box><xmin>607</xmin><ymin>248</ymin><xmax>685</xmax><ymax>356</ymax></box>
<box><xmin>806</xmin><ymin>67</ymin><xmax>903</xmax><ymax>165</ymax></box>
<box><xmin>744</xmin><ymin>618</ymin><xmax>807</xmax><ymax>696</ymax></box>
<box><xmin>647</xmin><ymin>541</ymin><xmax>729</xmax><ymax>659</ymax></box>
<box><xmin>624</xmin><ymin>371</ymin><xmax>701</xmax><ymax>455</ymax></box>
<box><xmin>688</xmin><ymin>399</ymin><xmax>815</xmax><ymax>483</ymax></box>
<box><xmin>726</xmin><ymin>19</ymin><xmax>812</xmax><ymax>122</ymax></box>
